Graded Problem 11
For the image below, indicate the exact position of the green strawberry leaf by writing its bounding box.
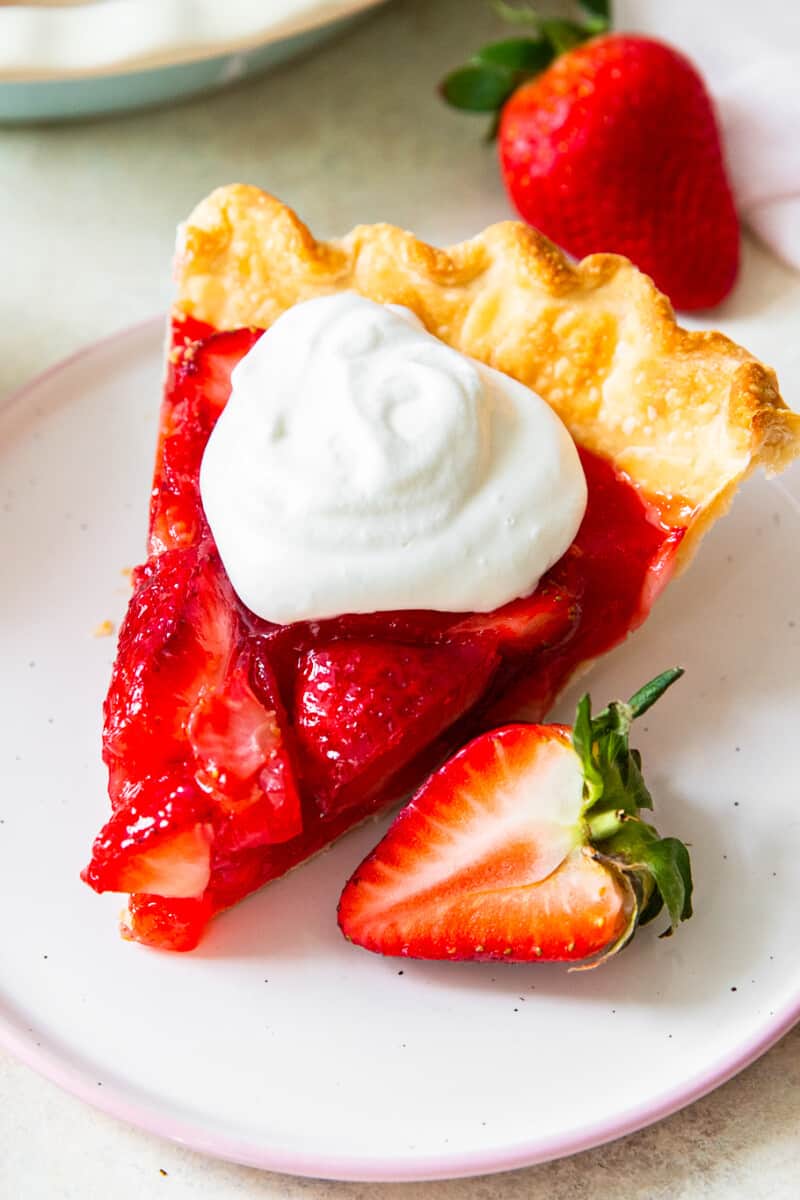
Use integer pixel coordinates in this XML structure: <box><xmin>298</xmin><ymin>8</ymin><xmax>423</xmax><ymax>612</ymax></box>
<box><xmin>439</xmin><ymin>64</ymin><xmax>518</xmax><ymax>112</ymax></box>
<box><xmin>620</xmin><ymin>744</ymin><xmax>654</xmax><ymax>812</ymax></box>
<box><xmin>491</xmin><ymin>3</ymin><xmax>603</xmax><ymax>49</ymax></box>
<box><xmin>637</xmin><ymin>883</ymin><xmax>665</xmax><ymax>928</ymax></box>
<box><xmin>628</xmin><ymin>667</ymin><xmax>684</xmax><ymax>718</ymax></box>
<box><xmin>573</xmin><ymin>668</ymin><xmax>683</xmax><ymax>818</ymax></box>
<box><xmin>572</xmin><ymin>691</ymin><xmax>604</xmax><ymax>805</ymax></box>
<box><xmin>476</xmin><ymin>37</ymin><xmax>554</xmax><ymax>73</ymax></box>
<box><xmin>651</xmin><ymin>837</ymin><xmax>694</xmax><ymax>928</ymax></box>
<box><xmin>442</xmin><ymin>0</ymin><xmax>610</xmax><ymax>123</ymax></box>
<box><xmin>601</xmin><ymin>820</ymin><xmax>693</xmax><ymax>935</ymax></box>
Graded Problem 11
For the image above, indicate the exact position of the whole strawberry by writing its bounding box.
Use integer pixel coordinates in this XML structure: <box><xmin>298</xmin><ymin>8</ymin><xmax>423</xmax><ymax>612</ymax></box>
<box><xmin>441</xmin><ymin>3</ymin><xmax>739</xmax><ymax>310</ymax></box>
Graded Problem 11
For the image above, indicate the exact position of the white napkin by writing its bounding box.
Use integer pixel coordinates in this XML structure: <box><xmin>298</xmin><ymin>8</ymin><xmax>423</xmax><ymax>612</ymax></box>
<box><xmin>615</xmin><ymin>0</ymin><xmax>800</xmax><ymax>270</ymax></box>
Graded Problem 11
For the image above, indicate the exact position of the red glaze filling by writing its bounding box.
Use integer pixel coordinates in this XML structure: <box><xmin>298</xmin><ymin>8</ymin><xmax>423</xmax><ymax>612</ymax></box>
<box><xmin>83</xmin><ymin>316</ymin><xmax>687</xmax><ymax>950</ymax></box>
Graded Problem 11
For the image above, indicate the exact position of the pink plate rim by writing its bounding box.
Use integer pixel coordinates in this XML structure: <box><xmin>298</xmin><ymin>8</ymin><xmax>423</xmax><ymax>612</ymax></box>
<box><xmin>2</xmin><ymin>322</ymin><xmax>798</xmax><ymax>1183</ymax></box>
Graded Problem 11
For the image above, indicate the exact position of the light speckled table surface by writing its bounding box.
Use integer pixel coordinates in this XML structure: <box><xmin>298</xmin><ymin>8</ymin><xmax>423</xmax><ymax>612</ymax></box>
<box><xmin>1</xmin><ymin>2</ymin><xmax>798</xmax><ymax>1196</ymax></box>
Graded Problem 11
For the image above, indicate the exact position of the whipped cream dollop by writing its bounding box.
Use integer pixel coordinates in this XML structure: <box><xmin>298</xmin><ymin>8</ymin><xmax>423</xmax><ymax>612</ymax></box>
<box><xmin>200</xmin><ymin>293</ymin><xmax>587</xmax><ymax>625</ymax></box>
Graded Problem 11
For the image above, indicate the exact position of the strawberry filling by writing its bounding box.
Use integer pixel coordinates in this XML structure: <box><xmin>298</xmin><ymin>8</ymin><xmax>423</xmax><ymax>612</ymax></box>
<box><xmin>83</xmin><ymin>315</ymin><xmax>687</xmax><ymax>950</ymax></box>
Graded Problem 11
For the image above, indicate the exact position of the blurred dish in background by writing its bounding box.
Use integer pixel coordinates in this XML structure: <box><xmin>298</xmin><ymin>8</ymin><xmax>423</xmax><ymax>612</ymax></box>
<box><xmin>0</xmin><ymin>0</ymin><xmax>387</xmax><ymax>123</ymax></box>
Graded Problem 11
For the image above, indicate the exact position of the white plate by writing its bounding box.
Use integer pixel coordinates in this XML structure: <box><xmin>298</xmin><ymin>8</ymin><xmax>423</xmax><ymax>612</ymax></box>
<box><xmin>1</xmin><ymin>319</ymin><xmax>799</xmax><ymax>1182</ymax></box>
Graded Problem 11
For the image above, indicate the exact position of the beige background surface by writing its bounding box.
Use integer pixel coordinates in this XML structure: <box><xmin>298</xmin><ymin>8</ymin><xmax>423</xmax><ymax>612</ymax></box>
<box><xmin>1</xmin><ymin>2</ymin><xmax>798</xmax><ymax>1196</ymax></box>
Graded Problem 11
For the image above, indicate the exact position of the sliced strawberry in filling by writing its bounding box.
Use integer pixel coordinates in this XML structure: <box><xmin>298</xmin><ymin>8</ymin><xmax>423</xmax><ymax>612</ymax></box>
<box><xmin>294</xmin><ymin>639</ymin><xmax>500</xmax><ymax>817</ymax></box>
<box><xmin>150</xmin><ymin>325</ymin><xmax>261</xmax><ymax>554</ymax></box>
<box><xmin>103</xmin><ymin>545</ymin><xmax>236</xmax><ymax>788</ymax></box>
<box><xmin>451</xmin><ymin>547</ymin><xmax>584</xmax><ymax>650</ymax></box>
<box><xmin>84</xmin><ymin>776</ymin><xmax>213</xmax><ymax>898</ymax></box>
<box><xmin>84</xmin><ymin>316</ymin><xmax>688</xmax><ymax>950</ymax></box>
<box><xmin>189</xmin><ymin>664</ymin><xmax>302</xmax><ymax>845</ymax></box>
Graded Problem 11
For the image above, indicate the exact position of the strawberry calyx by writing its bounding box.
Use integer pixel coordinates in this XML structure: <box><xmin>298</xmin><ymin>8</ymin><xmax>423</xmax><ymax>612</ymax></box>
<box><xmin>440</xmin><ymin>0</ymin><xmax>609</xmax><ymax>120</ymax></box>
<box><xmin>573</xmin><ymin>667</ymin><xmax>693</xmax><ymax>960</ymax></box>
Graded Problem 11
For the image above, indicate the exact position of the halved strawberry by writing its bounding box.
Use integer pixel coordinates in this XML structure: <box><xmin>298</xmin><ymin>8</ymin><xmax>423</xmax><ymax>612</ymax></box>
<box><xmin>294</xmin><ymin>639</ymin><xmax>500</xmax><ymax>817</ymax></box>
<box><xmin>338</xmin><ymin>669</ymin><xmax>692</xmax><ymax>966</ymax></box>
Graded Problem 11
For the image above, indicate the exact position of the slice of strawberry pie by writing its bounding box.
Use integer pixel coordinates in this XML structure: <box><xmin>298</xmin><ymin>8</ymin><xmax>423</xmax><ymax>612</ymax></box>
<box><xmin>83</xmin><ymin>185</ymin><xmax>800</xmax><ymax>950</ymax></box>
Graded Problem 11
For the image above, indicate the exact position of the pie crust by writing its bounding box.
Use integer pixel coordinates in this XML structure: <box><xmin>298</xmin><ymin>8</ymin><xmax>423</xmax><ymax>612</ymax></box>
<box><xmin>174</xmin><ymin>183</ymin><xmax>800</xmax><ymax>569</ymax></box>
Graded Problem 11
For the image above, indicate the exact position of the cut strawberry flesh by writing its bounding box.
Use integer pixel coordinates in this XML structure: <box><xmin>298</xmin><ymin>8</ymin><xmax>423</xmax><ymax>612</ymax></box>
<box><xmin>188</xmin><ymin>669</ymin><xmax>302</xmax><ymax>840</ymax></box>
<box><xmin>342</xmin><ymin>847</ymin><xmax>631</xmax><ymax>963</ymax></box>
<box><xmin>337</xmin><ymin>725</ymin><xmax>633</xmax><ymax>963</ymax></box>
<box><xmin>84</xmin><ymin>315</ymin><xmax>687</xmax><ymax>950</ymax></box>
<box><xmin>83</xmin><ymin>776</ymin><xmax>213</xmax><ymax>897</ymax></box>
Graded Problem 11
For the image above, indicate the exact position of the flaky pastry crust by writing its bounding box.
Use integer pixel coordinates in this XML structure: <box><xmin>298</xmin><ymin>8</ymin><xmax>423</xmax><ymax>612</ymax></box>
<box><xmin>174</xmin><ymin>184</ymin><xmax>800</xmax><ymax>566</ymax></box>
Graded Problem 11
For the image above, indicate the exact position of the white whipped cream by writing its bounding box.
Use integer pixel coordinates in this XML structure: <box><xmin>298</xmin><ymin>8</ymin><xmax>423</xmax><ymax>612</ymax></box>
<box><xmin>200</xmin><ymin>293</ymin><xmax>587</xmax><ymax>625</ymax></box>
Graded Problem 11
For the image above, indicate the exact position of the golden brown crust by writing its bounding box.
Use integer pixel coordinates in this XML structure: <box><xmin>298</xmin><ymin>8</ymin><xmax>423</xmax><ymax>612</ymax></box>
<box><xmin>174</xmin><ymin>184</ymin><xmax>800</xmax><ymax>560</ymax></box>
